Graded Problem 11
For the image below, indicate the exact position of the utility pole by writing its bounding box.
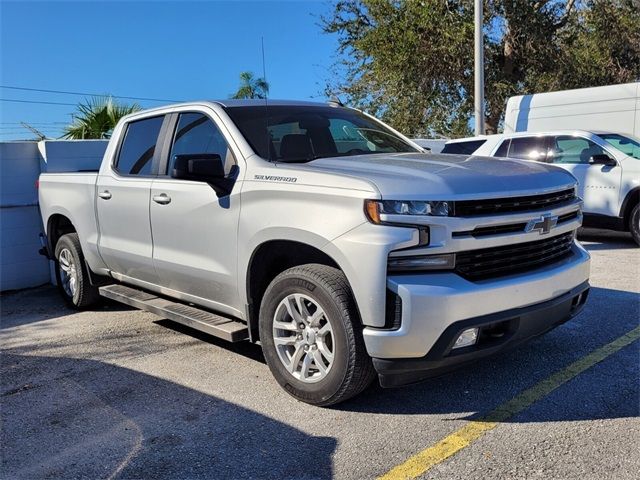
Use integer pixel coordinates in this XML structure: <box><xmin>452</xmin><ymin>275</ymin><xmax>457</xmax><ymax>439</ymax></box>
<box><xmin>474</xmin><ymin>0</ymin><xmax>485</xmax><ymax>135</ymax></box>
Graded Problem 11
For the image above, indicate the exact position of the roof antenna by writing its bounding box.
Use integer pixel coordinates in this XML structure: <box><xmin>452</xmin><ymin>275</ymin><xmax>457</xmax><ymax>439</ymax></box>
<box><xmin>261</xmin><ymin>37</ymin><xmax>272</xmax><ymax>162</ymax></box>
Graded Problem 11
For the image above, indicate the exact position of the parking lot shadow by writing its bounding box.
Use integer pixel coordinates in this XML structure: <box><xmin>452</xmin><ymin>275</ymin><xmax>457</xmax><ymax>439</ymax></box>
<box><xmin>0</xmin><ymin>286</ymin><xmax>133</xmax><ymax>329</ymax></box>
<box><xmin>1</xmin><ymin>352</ymin><xmax>336</xmax><ymax>480</ymax></box>
<box><xmin>338</xmin><ymin>286</ymin><xmax>639</xmax><ymax>421</ymax></box>
<box><xmin>154</xmin><ymin>319</ymin><xmax>267</xmax><ymax>364</ymax></box>
<box><xmin>578</xmin><ymin>227</ymin><xmax>637</xmax><ymax>250</ymax></box>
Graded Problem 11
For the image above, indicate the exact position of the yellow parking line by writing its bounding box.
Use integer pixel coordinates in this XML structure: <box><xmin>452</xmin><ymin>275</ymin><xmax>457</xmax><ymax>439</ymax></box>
<box><xmin>379</xmin><ymin>325</ymin><xmax>640</xmax><ymax>480</ymax></box>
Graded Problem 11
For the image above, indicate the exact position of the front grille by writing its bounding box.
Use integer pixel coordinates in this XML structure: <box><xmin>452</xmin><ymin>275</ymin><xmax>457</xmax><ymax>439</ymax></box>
<box><xmin>558</xmin><ymin>211</ymin><xmax>580</xmax><ymax>223</ymax></box>
<box><xmin>453</xmin><ymin>209</ymin><xmax>581</xmax><ymax>238</ymax></box>
<box><xmin>453</xmin><ymin>222</ymin><xmax>528</xmax><ymax>238</ymax></box>
<box><xmin>456</xmin><ymin>231</ymin><xmax>575</xmax><ymax>280</ymax></box>
<box><xmin>454</xmin><ymin>188</ymin><xmax>575</xmax><ymax>217</ymax></box>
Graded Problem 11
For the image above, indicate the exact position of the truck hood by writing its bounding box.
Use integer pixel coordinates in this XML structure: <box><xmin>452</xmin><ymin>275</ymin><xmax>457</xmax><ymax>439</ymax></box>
<box><xmin>303</xmin><ymin>153</ymin><xmax>576</xmax><ymax>199</ymax></box>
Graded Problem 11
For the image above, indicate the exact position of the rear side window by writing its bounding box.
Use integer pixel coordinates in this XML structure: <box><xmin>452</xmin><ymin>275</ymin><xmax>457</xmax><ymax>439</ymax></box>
<box><xmin>508</xmin><ymin>137</ymin><xmax>549</xmax><ymax>161</ymax></box>
<box><xmin>441</xmin><ymin>139</ymin><xmax>486</xmax><ymax>155</ymax></box>
<box><xmin>116</xmin><ymin>116</ymin><xmax>164</xmax><ymax>175</ymax></box>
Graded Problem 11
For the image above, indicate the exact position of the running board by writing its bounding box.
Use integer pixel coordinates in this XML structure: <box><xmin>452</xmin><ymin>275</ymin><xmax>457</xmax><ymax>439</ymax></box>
<box><xmin>99</xmin><ymin>284</ymin><xmax>249</xmax><ymax>342</ymax></box>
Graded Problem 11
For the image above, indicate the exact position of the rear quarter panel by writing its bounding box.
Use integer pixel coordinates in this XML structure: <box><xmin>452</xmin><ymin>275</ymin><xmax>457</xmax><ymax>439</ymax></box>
<box><xmin>39</xmin><ymin>173</ymin><xmax>107</xmax><ymax>272</ymax></box>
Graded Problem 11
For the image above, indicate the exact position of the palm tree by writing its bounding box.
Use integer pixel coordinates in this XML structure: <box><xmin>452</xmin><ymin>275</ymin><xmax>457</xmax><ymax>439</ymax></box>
<box><xmin>231</xmin><ymin>71</ymin><xmax>269</xmax><ymax>100</ymax></box>
<box><xmin>63</xmin><ymin>96</ymin><xmax>141</xmax><ymax>139</ymax></box>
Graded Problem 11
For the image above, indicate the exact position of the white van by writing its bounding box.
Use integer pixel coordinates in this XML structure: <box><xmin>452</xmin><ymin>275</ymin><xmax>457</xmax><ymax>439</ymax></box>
<box><xmin>504</xmin><ymin>83</ymin><xmax>640</xmax><ymax>138</ymax></box>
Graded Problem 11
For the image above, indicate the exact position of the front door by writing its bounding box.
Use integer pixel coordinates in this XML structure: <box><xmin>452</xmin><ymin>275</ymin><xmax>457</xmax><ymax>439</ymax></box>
<box><xmin>149</xmin><ymin>111</ymin><xmax>243</xmax><ymax>316</ymax></box>
<box><xmin>96</xmin><ymin>115</ymin><xmax>165</xmax><ymax>284</ymax></box>
<box><xmin>548</xmin><ymin>135</ymin><xmax>622</xmax><ymax>217</ymax></box>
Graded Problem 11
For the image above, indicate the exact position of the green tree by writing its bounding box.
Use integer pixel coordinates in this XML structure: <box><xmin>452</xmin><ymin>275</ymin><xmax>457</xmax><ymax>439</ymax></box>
<box><xmin>63</xmin><ymin>96</ymin><xmax>141</xmax><ymax>139</ymax></box>
<box><xmin>231</xmin><ymin>71</ymin><xmax>270</xmax><ymax>99</ymax></box>
<box><xmin>321</xmin><ymin>0</ymin><xmax>640</xmax><ymax>137</ymax></box>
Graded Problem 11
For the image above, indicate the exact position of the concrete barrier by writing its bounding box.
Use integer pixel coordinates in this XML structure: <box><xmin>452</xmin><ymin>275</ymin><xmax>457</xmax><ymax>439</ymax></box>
<box><xmin>0</xmin><ymin>139</ymin><xmax>107</xmax><ymax>291</ymax></box>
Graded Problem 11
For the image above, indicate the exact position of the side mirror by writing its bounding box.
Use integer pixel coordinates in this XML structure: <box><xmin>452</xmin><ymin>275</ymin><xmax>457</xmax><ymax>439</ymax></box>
<box><xmin>171</xmin><ymin>153</ymin><xmax>238</xmax><ymax>197</ymax></box>
<box><xmin>588</xmin><ymin>154</ymin><xmax>617</xmax><ymax>167</ymax></box>
<box><xmin>172</xmin><ymin>154</ymin><xmax>224</xmax><ymax>181</ymax></box>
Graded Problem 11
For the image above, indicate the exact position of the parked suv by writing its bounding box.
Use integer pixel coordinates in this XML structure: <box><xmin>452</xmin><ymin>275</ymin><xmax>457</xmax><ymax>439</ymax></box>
<box><xmin>445</xmin><ymin>130</ymin><xmax>640</xmax><ymax>244</ymax></box>
<box><xmin>38</xmin><ymin>101</ymin><xmax>590</xmax><ymax>405</ymax></box>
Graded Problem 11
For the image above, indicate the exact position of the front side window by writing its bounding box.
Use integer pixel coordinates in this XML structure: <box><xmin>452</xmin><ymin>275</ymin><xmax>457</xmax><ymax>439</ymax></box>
<box><xmin>599</xmin><ymin>133</ymin><xmax>640</xmax><ymax>160</ymax></box>
<box><xmin>116</xmin><ymin>116</ymin><xmax>164</xmax><ymax>175</ymax></box>
<box><xmin>508</xmin><ymin>137</ymin><xmax>549</xmax><ymax>161</ymax></box>
<box><xmin>169</xmin><ymin>112</ymin><xmax>234</xmax><ymax>172</ymax></box>
<box><xmin>223</xmin><ymin>105</ymin><xmax>418</xmax><ymax>162</ymax></box>
<box><xmin>549</xmin><ymin>136</ymin><xmax>606</xmax><ymax>164</ymax></box>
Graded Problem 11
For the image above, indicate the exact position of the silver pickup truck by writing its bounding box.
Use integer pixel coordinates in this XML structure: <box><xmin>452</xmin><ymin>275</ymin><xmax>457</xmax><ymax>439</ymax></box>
<box><xmin>38</xmin><ymin>100</ymin><xmax>590</xmax><ymax>406</ymax></box>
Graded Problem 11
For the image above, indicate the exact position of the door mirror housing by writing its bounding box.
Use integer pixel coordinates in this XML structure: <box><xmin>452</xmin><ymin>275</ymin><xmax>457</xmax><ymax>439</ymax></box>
<box><xmin>171</xmin><ymin>153</ymin><xmax>238</xmax><ymax>197</ymax></box>
<box><xmin>172</xmin><ymin>154</ymin><xmax>225</xmax><ymax>181</ymax></box>
<box><xmin>588</xmin><ymin>154</ymin><xmax>617</xmax><ymax>167</ymax></box>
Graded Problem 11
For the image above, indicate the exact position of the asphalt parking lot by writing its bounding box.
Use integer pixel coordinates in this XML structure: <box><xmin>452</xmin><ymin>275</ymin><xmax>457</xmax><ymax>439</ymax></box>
<box><xmin>1</xmin><ymin>228</ymin><xmax>639</xmax><ymax>480</ymax></box>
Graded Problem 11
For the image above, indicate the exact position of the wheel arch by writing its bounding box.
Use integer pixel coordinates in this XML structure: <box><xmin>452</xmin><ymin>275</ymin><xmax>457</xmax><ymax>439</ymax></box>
<box><xmin>245</xmin><ymin>239</ymin><xmax>356</xmax><ymax>342</ymax></box>
<box><xmin>47</xmin><ymin>213</ymin><xmax>77</xmax><ymax>254</ymax></box>
<box><xmin>620</xmin><ymin>187</ymin><xmax>640</xmax><ymax>229</ymax></box>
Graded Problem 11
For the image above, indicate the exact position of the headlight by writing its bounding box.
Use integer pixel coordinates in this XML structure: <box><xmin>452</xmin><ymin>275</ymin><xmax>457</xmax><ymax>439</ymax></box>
<box><xmin>364</xmin><ymin>199</ymin><xmax>450</xmax><ymax>224</ymax></box>
<box><xmin>387</xmin><ymin>253</ymin><xmax>456</xmax><ymax>273</ymax></box>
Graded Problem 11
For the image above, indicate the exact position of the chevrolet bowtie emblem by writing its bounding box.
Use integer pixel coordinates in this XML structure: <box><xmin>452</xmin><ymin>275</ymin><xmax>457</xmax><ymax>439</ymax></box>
<box><xmin>525</xmin><ymin>213</ymin><xmax>558</xmax><ymax>235</ymax></box>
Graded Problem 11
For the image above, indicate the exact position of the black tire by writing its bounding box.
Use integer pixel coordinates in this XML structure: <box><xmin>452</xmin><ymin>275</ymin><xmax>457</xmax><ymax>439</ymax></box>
<box><xmin>54</xmin><ymin>233</ymin><xmax>100</xmax><ymax>309</ymax></box>
<box><xmin>259</xmin><ymin>264</ymin><xmax>376</xmax><ymax>406</ymax></box>
<box><xmin>630</xmin><ymin>203</ymin><xmax>640</xmax><ymax>246</ymax></box>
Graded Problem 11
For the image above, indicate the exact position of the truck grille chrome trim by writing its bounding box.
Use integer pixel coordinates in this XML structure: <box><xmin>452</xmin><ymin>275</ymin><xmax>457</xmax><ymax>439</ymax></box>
<box><xmin>452</xmin><ymin>210</ymin><xmax>580</xmax><ymax>238</ymax></box>
<box><xmin>455</xmin><ymin>231</ymin><xmax>575</xmax><ymax>280</ymax></box>
<box><xmin>454</xmin><ymin>188</ymin><xmax>576</xmax><ymax>217</ymax></box>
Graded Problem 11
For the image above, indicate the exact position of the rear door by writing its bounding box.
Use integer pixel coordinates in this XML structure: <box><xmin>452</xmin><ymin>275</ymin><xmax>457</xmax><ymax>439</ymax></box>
<box><xmin>505</xmin><ymin>136</ymin><xmax>551</xmax><ymax>162</ymax></box>
<box><xmin>149</xmin><ymin>110</ymin><xmax>243</xmax><ymax>316</ymax></box>
<box><xmin>96</xmin><ymin>115</ymin><xmax>166</xmax><ymax>284</ymax></box>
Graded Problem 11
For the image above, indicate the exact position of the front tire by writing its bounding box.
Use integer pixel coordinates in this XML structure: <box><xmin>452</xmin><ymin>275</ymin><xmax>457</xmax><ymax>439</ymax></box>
<box><xmin>629</xmin><ymin>203</ymin><xmax>640</xmax><ymax>246</ymax></box>
<box><xmin>259</xmin><ymin>264</ymin><xmax>375</xmax><ymax>406</ymax></box>
<box><xmin>54</xmin><ymin>233</ymin><xmax>100</xmax><ymax>309</ymax></box>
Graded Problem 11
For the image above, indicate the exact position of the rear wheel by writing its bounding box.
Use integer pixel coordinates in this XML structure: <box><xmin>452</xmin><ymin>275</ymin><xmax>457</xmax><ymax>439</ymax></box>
<box><xmin>629</xmin><ymin>203</ymin><xmax>640</xmax><ymax>246</ymax></box>
<box><xmin>259</xmin><ymin>264</ymin><xmax>376</xmax><ymax>406</ymax></box>
<box><xmin>54</xmin><ymin>233</ymin><xmax>100</xmax><ymax>308</ymax></box>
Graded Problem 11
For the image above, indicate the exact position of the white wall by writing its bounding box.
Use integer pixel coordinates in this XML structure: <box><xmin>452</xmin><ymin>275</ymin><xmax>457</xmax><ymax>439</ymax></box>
<box><xmin>38</xmin><ymin>139</ymin><xmax>107</xmax><ymax>173</ymax></box>
<box><xmin>0</xmin><ymin>139</ymin><xmax>108</xmax><ymax>291</ymax></box>
<box><xmin>0</xmin><ymin>142</ymin><xmax>49</xmax><ymax>291</ymax></box>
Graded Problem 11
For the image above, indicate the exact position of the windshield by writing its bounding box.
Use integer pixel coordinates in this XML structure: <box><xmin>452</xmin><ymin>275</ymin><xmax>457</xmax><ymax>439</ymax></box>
<box><xmin>223</xmin><ymin>105</ymin><xmax>419</xmax><ymax>162</ymax></box>
<box><xmin>599</xmin><ymin>133</ymin><xmax>640</xmax><ymax>160</ymax></box>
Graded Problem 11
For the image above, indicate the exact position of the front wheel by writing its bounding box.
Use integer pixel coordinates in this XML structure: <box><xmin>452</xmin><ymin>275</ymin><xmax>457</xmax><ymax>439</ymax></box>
<box><xmin>54</xmin><ymin>233</ymin><xmax>100</xmax><ymax>309</ymax></box>
<box><xmin>259</xmin><ymin>264</ymin><xmax>376</xmax><ymax>406</ymax></box>
<box><xmin>629</xmin><ymin>203</ymin><xmax>640</xmax><ymax>246</ymax></box>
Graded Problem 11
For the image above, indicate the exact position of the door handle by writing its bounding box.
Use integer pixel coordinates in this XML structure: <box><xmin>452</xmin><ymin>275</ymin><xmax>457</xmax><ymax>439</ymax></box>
<box><xmin>153</xmin><ymin>193</ymin><xmax>171</xmax><ymax>205</ymax></box>
<box><xmin>98</xmin><ymin>190</ymin><xmax>112</xmax><ymax>200</ymax></box>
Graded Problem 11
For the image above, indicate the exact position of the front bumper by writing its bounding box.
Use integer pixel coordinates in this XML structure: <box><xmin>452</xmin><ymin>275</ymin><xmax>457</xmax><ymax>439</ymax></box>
<box><xmin>373</xmin><ymin>281</ymin><xmax>589</xmax><ymax>387</ymax></box>
<box><xmin>362</xmin><ymin>242</ymin><xmax>591</xmax><ymax>386</ymax></box>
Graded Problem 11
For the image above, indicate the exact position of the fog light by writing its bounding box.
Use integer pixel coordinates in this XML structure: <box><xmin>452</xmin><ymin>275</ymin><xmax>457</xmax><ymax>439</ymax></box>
<box><xmin>452</xmin><ymin>327</ymin><xmax>479</xmax><ymax>349</ymax></box>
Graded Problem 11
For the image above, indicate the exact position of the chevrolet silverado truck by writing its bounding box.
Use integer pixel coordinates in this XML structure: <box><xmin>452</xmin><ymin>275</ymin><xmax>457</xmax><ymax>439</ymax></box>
<box><xmin>38</xmin><ymin>100</ymin><xmax>590</xmax><ymax>406</ymax></box>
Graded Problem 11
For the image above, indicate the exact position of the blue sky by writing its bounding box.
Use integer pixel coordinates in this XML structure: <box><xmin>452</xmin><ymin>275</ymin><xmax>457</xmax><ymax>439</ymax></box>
<box><xmin>0</xmin><ymin>0</ymin><xmax>339</xmax><ymax>140</ymax></box>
